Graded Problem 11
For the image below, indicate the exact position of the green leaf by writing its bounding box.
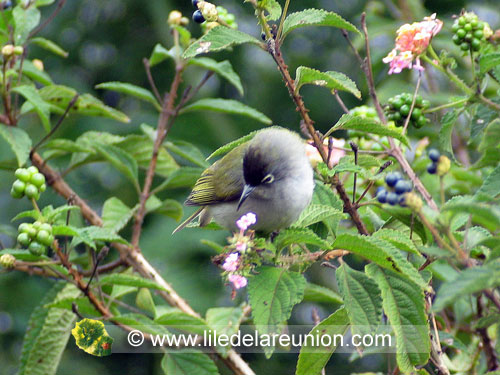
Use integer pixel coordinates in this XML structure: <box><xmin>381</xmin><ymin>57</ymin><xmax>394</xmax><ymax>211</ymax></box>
<box><xmin>295</xmin><ymin>307</ymin><xmax>350</xmax><ymax>375</ymax></box>
<box><xmin>95</xmin><ymin>82</ymin><xmax>160</xmax><ymax>110</ymax></box>
<box><xmin>93</xmin><ymin>143</ymin><xmax>139</xmax><ymax>190</ymax></box>
<box><xmin>146</xmin><ymin>197</ymin><xmax>183</xmax><ymax>221</ymax></box>
<box><xmin>366</xmin><ymin>264</ymin><xmax>430</xmax><ymax>372</ymax></box>
<box><xmin>180</xmin><ymin>98</ymin><xmax>272</xmax><ymax>124</ymax></box>
<box><xmin>102</xmin><ymin>197</ymin><xmax>136</xmax><ymax>233</ymax></box>
<box><xmin>13</xmin><ymin>85</ymin><xmax>51</xmax><ymax>132</ymax></box>
<box><xmin>161</xmin><ymin>351</ymin><xmax>220</xmax><ymax>375</ymax></box>
<box><xmin>44</xmin><ymin>205</ymin><xmax>81</xmax><ymax>222</ymax></box>
<box><xmin>380</xmin><ymin>205</ymin><xmax>431</xmax><ymax>244</ymax></box>
<box><xmin>433</xmin><ymin>261</ymin><xmax>500</xmax><ymax>311</ymax></box>
<box><xmin>479</xmin><ymin>52</ymin><xmax>500</xmax><ymax>75</ymax></box>
<box><xmin>282</xmin><ymin>9</ymin><xmax>359</xmax><ymax>40</ymax></box>
<box><xmin>30</xmin><ymin>37</ymin><xmax>68</xmax><ymax>57</ymax></box>
<box><xmin>248</xmin><ymin>266</ymin><xmax>306</xmax><ymax>338</ymax></box>
<box><xmin>475</xmin><ymin>119</ymin><xmax>500</xmax><ymax>168</ymax></box>
<box><xmin>136</xmin><ymin>288</ymin><xmax>157</xmax><ymax>317</ymax></box>
<box><xmin>274</xmin><ymin>227</ymin><xmax>331</xmax><ymax>250</ymax></box>
<box><xmin>333</xmin><ymin>233</ymin><xmax>428</xmax><ymax>289</ymax></box>
<box><xmin>19</xmin><ymin>282</ymin><xmax>80</xmax><ymax>375</ymax></box>
<box><xmin>11</xmin><ymin>209</ymin><xmax>40</xmax><ymax>221</ymax></box>
<box><xmin>293</xmin><ymin>204</ymin><xmax>345</xmax><ymax>228</ymax></box>
<box><xmin>183</xmin><ymin>26</ymin><xmax>261</xmax><ymax>59</ymax></box>
<box><xmin>295</xmin><ymin>66</ymin><xmax>361</xmax><ymax>99</ymax></box>
<box><xmin>0</xmin><ymin>248</ymin><xmax>50</xmax><ymax>262</ymax></box>
<box><xmin>439</xmin><ymin>110</ymin><xmax>459</xmax><ymax>160</ymax></box>
<box><xmin>441</xmin><ymin>195</ymin><xmax>500</xmax><ymax>233</ymax></box>
<box><xmin>149</xmin><ymin>43</ymin><xmax>175</xmax><ymax>67</ymax></box>
<box><xmin>0</xmin><ymin>125</ymin><xmax>31</xmax><ymax>166</ymax></box>
<box><xmin>206</xmin><ymin>306</ymin><xmax>244</xmax><ymax>357</ymax></box>
<box><xmin>188</xmin><ymin>57</ymin><xmax>243</xmax><ymax>95</ymax></box>
<box><xmin>372</xmin><ymin>228</ymin><xmax>421</xmax><ymax>256</ymax></box>
<box><xmin>477</xmin><ymin>164</ymin><xmax>500</xmax><ymax>198</ymax></box>
<box><xmin>155</xmin><ymin>310</ymin><xmax>209</xmax><ymax>335</ymax></box>
<box><xmin>336</xmin><ymin>263</ymin><xmax>382</xmax><ymax>335</ymax></box>
<box><xmin>311</xmin><ymin>181</ymin><xmax>343</xmax><ymax>234</ymax></box>
<box><xmin>97</xmin><ymin>273</ymin><xmax>167</xmax><ymax>291</ymax></box>
<box><xmin>303</xmin><ymin>282</ymin><xmax>343</xmax><ymax>305</ymax></box>
<box><xmin>45</xmin><ymin>297</ymin><xmax>100</xmax><ymax>317</ymax></box>
<box><xmin>258</xmin><ymin>0</ymin><xmax>281</xmax><ymax>21</ymax></box>
<box><xmin>206</xmin><ymin>129</ymin><xmax>261</xmax><ymax>160</ymax></box>
<box><xmin>72</xmin><ymin>226</ymin><xmax>128</xmax><ymax>247</ymax></box>
<box><xmin>164</xmin><ymin>139</ymin><xmax>209</xmax><ymax>168</ymax></box>
<box><xmin>21</xmin><ymin>60</ymin><xmax>53</xmax><ymax>85</ymax></box>
<box><xmin>326</xmin><ymin>114</ymin><xmax>410</xmax><ymax>147</ymax></box>
<box><xmin>154</xmin><ymin>167</ymin><xmax>203</xmax><ymax>193</ymax></box>
<box><xmin>13</xmin><ymin>5</ymin><xmax>40</xmax><ymax>45</ymax></box>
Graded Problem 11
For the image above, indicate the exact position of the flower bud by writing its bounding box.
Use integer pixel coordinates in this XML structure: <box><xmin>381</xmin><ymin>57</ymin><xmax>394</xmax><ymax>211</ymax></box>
<box><xmin>13</xmin><ymin>46</ymin><xmax>23</xmax><ymax>55</ymax></box>
<box><xmin>0</xmin><ymin>254</ymin><xmax>15</xmax><ymax>269</ymax></box>
<box><xmin>180</xmin><ymin>17</ymin><xmax>190</xmax><ymax>26</ymax></box>
<box><xmin>33</xmin><ymin>59</ymin><xmax>44</xmax><ymax>71</ymax></box>
<box><xmin>204</xmin><ymin>21</ymin><xmax>219</xmax><ymax>32</ymax></box>
<box><xmin>404</xmin><ymin>192</ymin><xmax>423</xmax><ymax>213</ymax></box>
<box><xmin>2</xmin><ymin>44</ymin><xmax>14</xmax><ymax>57</ymax></box>
<box><xmin>198</xmin><ymin>1</ymin><xmax>218</xmax><ymax>22</ymax></box>
<box><xmin>167</xmin><ymin>10</ymin><xmax>183</xmax><ymax>26</ymax></box>
<box><xmin>436</xmin><ymin>155</ymin><xmax>451</xmax><ymax>176</ymax></box>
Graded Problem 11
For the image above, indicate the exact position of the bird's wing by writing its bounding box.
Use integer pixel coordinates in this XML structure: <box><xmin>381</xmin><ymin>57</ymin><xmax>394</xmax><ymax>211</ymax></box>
<box><xmin>185</xmin><ymin>144</ymin><xmax>246</xmax><ymax>206</ymax></box>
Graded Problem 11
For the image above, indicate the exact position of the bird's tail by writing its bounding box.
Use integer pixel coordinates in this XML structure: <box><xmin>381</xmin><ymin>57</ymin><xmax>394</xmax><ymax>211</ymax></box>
<box><xmin>172</xmin><ymin>207</ymin><xmax>205</xmax><ymax>234</ymax></box>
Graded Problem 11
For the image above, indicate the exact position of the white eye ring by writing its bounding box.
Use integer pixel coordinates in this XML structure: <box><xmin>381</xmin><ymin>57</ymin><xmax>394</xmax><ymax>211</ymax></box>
<box><xmin>262</xmin><ymin>174</ymin><xmax>274</xmax><ymax>184</ymax></box>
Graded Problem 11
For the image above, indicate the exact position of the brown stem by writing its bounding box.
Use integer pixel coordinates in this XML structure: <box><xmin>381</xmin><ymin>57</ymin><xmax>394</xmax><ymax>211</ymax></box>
<box><xmin>80</xmin><ymin>258</ymin><xmax>125</xmax><ymax>277</ymax></box>
<box><xmin>28</xmin><ymin>0</ymin><xmax>67</xmax><ymax>38</ymax></box>
<box><xmin>143</xmin><ymin>58</ymin><xmax>162</xmax><ymax>105</ymax></box>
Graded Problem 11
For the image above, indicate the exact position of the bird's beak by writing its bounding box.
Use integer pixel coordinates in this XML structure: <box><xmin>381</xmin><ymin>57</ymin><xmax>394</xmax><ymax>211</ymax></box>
<box><xmin>237</xmin><ymin>184</ymin><xmax>255</xmax><ymax>211</ymax></box>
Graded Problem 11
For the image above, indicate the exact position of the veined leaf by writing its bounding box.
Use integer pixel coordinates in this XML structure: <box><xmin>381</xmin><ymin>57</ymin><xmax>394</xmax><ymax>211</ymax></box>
<box><xmin>161</xmin><ymin>351</ymin><xmax>220</xmax><ymax>375</ymax></box>
<box><xmin>149</xmin><ymin>43</ymin><xmax>176</xmax><ymax>67</ymax></box>
<box><xmin>282</xmin><ymin>9</ymin><xmax>359</xmax><ymax>39</ymax></box>
<box><xmin>180</xmin><ymin>98</ymin><xmax>272</xmax><ymax>124</ymax></box>
<box><xmin>146</xmin><ymin>195</ymin><xmax>183</xmax><ymax>221</ymax></box>
<box><xmin>333</xmin><ymin>233</ymin><xmax>427</xmax><ymax>289</ymax></box>
<box><xmin>188</xmin><ymin>57</ymin><xmax>243</xmax><ymax>95</ymax></box>
<box><xmin>93</xmin><ymin>143</ymin><xmax>139</xmax><ymax>190</ymax></box>
<box><xmin>295</xmin><ymin>307</ymin><xmax>349</xmax><ymax>375</ymax></box>
<box><xmin>439</xmin><ymin>109</ymin><xmax>459</xmax><ymax>160</ymax></box>
<box><xmin>303</xmin><ymin>282</ymin><xmax>343</xmax><ymax>305</ymax></box>
<box><xmin>206</xmin><ymin>306</ymin><xmax>244</xmax><ymax>357</ymax></box>
<box><xmin>0</xmin><ymin>125</ymin><xmax>31</xmax><ymax>166</ymax></box>
<box><xmin>326</xmin><ymin>114</ymin><xmax>410</xmax><ymax>147</ymax></box>
<box><xmin>13</xmin><ymin>5</ymin><xmax>40</xmax><ymax>45</ymax></box>
<box><xmin>366</xmin><ymin>264</ymin><xmax>430</xmax><ymax>372</ymax></box>
<box><xmin>164</xmin><ymin>139</ymin><xmax>209</xmax><ymax>168</ymax></box>
<box><xmin>102</xmin><ymin>197</ymin><xmax>136</xmax><ymax>233</ymax></box>
<box><xmin>475</xmin><ymin>119</ymin><xmax>500</xmax><ymax>168</ymax></box>
<box><xmin>13</xmin><ymin>85</ymin><xmax>51</xmax><ymax>132</ymax></box>
<box><xmin>441</xmin><ymin>195</ymin><xmax>500</xmax><ymax>233</ymax></box>
<box><xmin>372</xmin><ymin>228</ymin><xmax>421</xmax><ymax>256</ymax></box>
<box><xmin>293</xmin><ymin>204</ymin><xmax>345</xmax><ymax>228</ymax></box>
<box><xmin>275</xmin><ymin>227</ymin><xmax>331</xmax><ymax>250</ymax></box>
<box><xmin>97</xmin><ymin>273</ymin><xmax>167</xmax><ymax>291</ymax></box>
<box><xmin>479</xmin><ymin>52</ymin><xmax>500</xmax><ymax>75</ymax></box>
<box><xmin>183</xmin><ymin>26</ymin><xmax>261</xmax><ymax>59</ymax></box>
<box><xmin>258</xmin><ymin>0</ymin><xmax>281</xmax><ymax>21</ymax></box>
<box><xmin>336</xmin><ymin>263</ymin><xmax>382</xmax><ymax>335</ymax></box>
<box><xmin>95</xmin><ymin>82</ymin><xmax>160</xmax><ymax>110</ymax></box>
<box><xmin>295</xmin><ymin>66</ymin><xmax>361</xmax><ymax>99</ymax></box>
<box><xmin>30</xmin><ymin>37</ymin><xmax>68</xmax><ymax>57</ymax></box>
<box><xmin>477</xmin><ymin>164</ymin><xmax>500</xmax><ymax>198</ymax></box>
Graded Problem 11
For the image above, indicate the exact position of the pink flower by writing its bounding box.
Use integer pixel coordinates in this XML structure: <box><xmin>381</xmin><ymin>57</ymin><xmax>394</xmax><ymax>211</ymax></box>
<box><xmin>305</xmin><ymin>139</ymin><xmax>346</xmax><ymax>168</ymax></box>
<box><xmin>383</xmin><ymin>13</ymin><xmax>442</xmax><ymax>74</ymax></box>
<box><xmin>235</xmin><ymin>240</ymin><xmax>247</xmax><ymax>252</ymax></box>
<box><xmin>228</xmin><ymin>274</ymin><xmax>248</xmax><ymax>289</ymax></box>
<box><xmin>222</xmin><ymin>252</ymin><xmax>239</xmax><ymax>272</ymax></box>
<box><xmin>236</xmin><ymin>212</ymin><xmax>257</xmax><ymax>232</ymax></box>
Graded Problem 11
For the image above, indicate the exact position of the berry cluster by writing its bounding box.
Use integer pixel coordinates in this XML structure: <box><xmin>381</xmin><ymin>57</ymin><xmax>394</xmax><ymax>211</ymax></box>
<box><xmin>350</xmin><ymin>105</ymin><xmax>378</xmax><ymax>119</ymax></box>
<box><xmin>385</xmin><ymin>93</ymin><xmax>430</xmax><ymax>128</ymax></box>
<box><xmin>452</xmin><ymin>13</ymin><xmax>486</xmax><ymax>52</ymax></box>
<box><xmin>11</xmin><ymin>167</ymin><xmax>46</xmax><ymax>200</ymax></box>
<box><xmin>192</xmin><ymin>0</ymin><xmax>219</xmax><ymax>24</ymax></box>
<box><xmin>376</xmin><ymin>171</ymin><xmax>413</xmax><ymax>206</ymax></box>
<box><xmin>426</xmin><ymin>149</ymin><xmax>451</xmax><ymax>176</ymax></box>
<box><xmin>17</xmin><ymin>221</ymin><xmax>54</xmax><ymax>256</ymax></box>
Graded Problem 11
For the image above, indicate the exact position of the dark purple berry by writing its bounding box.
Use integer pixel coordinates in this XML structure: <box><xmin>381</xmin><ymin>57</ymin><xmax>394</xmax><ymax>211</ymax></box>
<box><xmin>193</xmin><ymin>9</ymin><xmax>205</xmax><ymax>23</ymax></box>
<box><xmin>192</xmin><ymin>0</ymin><xmax>199</xmax><ymax>7</ymax></box>
<box><xmin>385</xmin><ymin>172</ymin><xmax>402</xmax><ymax>187</ymax></box>
<box><xmin>428</xmin><ymin>149</ymin><xmax>440</xmax><ymax>162</ymax></box>
<box><xmin>386</xmin><ymin>192</ymin><xmax>399</xmax><ymax>206</ymax></box>
<box><xmin>261</xmin><ymin>32</ymin><xmax>266</xmax><ymax>41</ymax></box>
<box><xmin>395</xmin><ymin>180</ymin><xmax>412</xmax><ymax>195</ymax></box>
<box><xmin>398</xmin><ymin>194</ymin><xmax>407</xmax><ymax>207</ymax></box>
<box><xmin>376</xmin><ymin>188</ymin><xmax>387</xmax><ymax>203</ymax></box>
<box><xmin>427</xmin><ymin>163</ymin><xmax>437</xmax><ymax>174</ymax></box>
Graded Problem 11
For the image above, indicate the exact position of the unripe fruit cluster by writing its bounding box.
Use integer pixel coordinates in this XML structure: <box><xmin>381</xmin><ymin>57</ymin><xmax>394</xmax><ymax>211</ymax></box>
<box><xmin>350</xmin><ymin>105</ymin><xmax>378</xmax><ymax>119</ymax></box>
<box><xmin>426</xmin><ymin>149</ymin><xmax>450</xmax><ymax>176</ymax></box>
<box><xmin>11</xmin><ymin>166</ymin><xmax>46</xmax><ymax>200</ymax></box>
<box><xmin>0</xmin><ymin>253</ymin><xmax>15</xmax><ymax>269</ymax></box>
<box><xmin>376</xmin><ymin>171</ymin><xmax>413</xmax><ymax>206</ymax></box>
<box><xmin>192</xmin><ymin>0</ymin><xmax>218</xmax><ymax>24</ymax></box>
<box><xmin>17</xmin><ymin>221</ymin><xmax>54</xmax><ymax>256</ymax></box>
<box><xmin>385</xmin><ymin>93</ymin><xmax>430</xmax><ymax>129</ymax></box>
<box><xmin>452</xmin><ymin>13</ymin><xmax>486</xmax><ymax>52</ymax></box>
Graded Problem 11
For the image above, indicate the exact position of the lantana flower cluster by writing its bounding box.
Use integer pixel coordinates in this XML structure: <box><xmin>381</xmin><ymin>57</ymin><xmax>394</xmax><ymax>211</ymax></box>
<box><xmin>383</xmin><ymin>14</ymin><xmax>443</xmax><ymax>74</ymax></box>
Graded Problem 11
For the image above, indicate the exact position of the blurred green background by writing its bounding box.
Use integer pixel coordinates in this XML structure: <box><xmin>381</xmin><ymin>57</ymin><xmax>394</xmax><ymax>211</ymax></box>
<box><xmin>0</xmin><ymin>0</ymin><xmax>498</xmax><ymax>374</ymax></box>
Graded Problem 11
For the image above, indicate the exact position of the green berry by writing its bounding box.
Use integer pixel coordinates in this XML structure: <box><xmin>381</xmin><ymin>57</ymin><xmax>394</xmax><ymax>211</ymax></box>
<box><xmin>401</xmin><ymin>93</ymin><xmax>412</xmax><ymax>105</ymax></box>
<box><xmin>387</xmin><ymin>113</ymin><xmax>396</xmax><ymax>121</ymax></box>
<box><xmin>456</xmin><ymin>28</ymin><xmax>466</xmax><ymax>38</ymax></box>
<box><xmin>470</xmin><ymin>19</ymin><xmax>478</xmax><ymax>29</ymax></box>
<box><xmin>40</xmin><ymin>223</ymin><xmax>52</xmax><ymax>233</ymax></box>
<box><xmin>411</xmin><ymin>108</ymin><xmax>422</xmax><ymax>120</ymax></box>
<box><xmin>421</xmin><ymin>99</ymin><xmax>430</xmax><ymax>109</ymax></box>
<box><xmin>17</xmin><ymin>232</ymin><xmax>30</xmax><ymax>246</ymax></box>
<box><xmin>33</xmin><ymin>221</ymin><xmax>42</xmax><ymax>230</ymax></box>
<box><xmin>39</xmin><ymin>183</ymin><xmax>46</xmax><ymax>193</ymax></box>
<box><xmin>18</xmin><ymin>223</ymin><xmax>30</xmax><ymax>233</ymax></box>
<box><xmin>36</xmin><ymin>230</ymin><xmax>52</xmax><ymax>246</ymax></box>
<box><xmin>27</xmin><ymin>166</ymin><xmax>38</xmax><ymax>175</ymax></box>
<box><xmin>452</xmin><ymin>35</ymin><xmax>461</xmax><ymax>45</ymax></box>
<box><xmin>30</xmin><ymin>173</ymin><xmax>45</xmax><ymax>187</ymax></box>
<box><xmin>10</xmin><ymin>187</ymin><xmax>23</xmax><ymax>199</ymax></box>
<box><xmin>393</xmin><ymin>112</ymin><xmax>402</xmax><ymax>121</ymax></box>
<box><xmin>27</xmin><ymin>226</ymin><xmax>37</xmax><ymax>239</ymax></box>
<box><xmin>477</xmin><ymin>21</ymin><xmax>484</xmax><ymax>30</ymax></box>
<box><xmin>451</xmin><ymin>23</ymin><xmax>460</xmax><ymax>33</ymax></box>
<box><xmin>392</xmin><ymin>98</ymin><xmax>403</xmax><ymax>110</ymax></box>
<box><xmin>28</xmin><ymin>241</ymin><xmax>45</xmax><ymax>256</ymax></box>
<box><xmin>465</xmin><ymin>32</ymin><xmax>473</xmax><ymax>41</ymax></box>
<box><xmin>415</xmin><ymin>116</ymin><xmax>427</xmax><ymax>128</ymax></box>
<box><xmin>471</xmin><ymin>38</ymin><xmax>481</xmax><ymax>51</ymax></box>
<box><xmin>458</xmin><ymin>17</ymin><xmax>466</xmax><ymax>26</ymax></box>
<box><xmin>460</xmin><ymin>42</ymin><xmax>470</xmax><ymax>51</ymax></box>
<box><xmin>414</xmin><ymin>96</ymin><xmax>423</xmax><ymax>107</ymax></box>
<box><xmin>464</xmin><ymin>23</ymin><xmax>472</xmax><ymax>32</ymax></box>
<box><xmin>24</xmin><ymin>184</ymin><xmax>38</xmax><ymax>199</ymax></box>
<box><xmin>15</xmin><ymin>168</ymin><xmax>31</xmax><ymax>182</ymax></box>
<box><xmin>473</xmin><ymin>30</ymin><xmax>483</xmax><ymax>39</ymax></box>
<box><xmin>400</xmin><ymin>104</ymin><xmax>410</xmax><ymax>116</ymax></box>
<box><xmin>12</xmin><ymin>180</ymin><xmax>26</xmax><ymax>194</ymax></box>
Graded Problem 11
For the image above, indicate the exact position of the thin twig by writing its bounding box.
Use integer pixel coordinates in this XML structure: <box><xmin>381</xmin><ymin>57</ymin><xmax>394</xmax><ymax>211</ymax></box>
<box><xmin>29</xmin><ymin>0</ymin><xmax>67</xmax><ymax>38</ymax></box>
<box><xmin>333</xmin><ymin>90</ymin><xmax>349</xmax><ymax>114</ymax></box>
<box><xmin>143</xmin><ymin>58</ymin><xmax>162</xmax><ymax>105</ymax></box>
<box><xmin>350</xmin><ymin>141</ymin><xmax>358</xmax><ymax>203</ymax></box>
<box><xmin>402</xmin><ymin>72</ymin><xmax>422</xmax><ymax>134</ymax></box>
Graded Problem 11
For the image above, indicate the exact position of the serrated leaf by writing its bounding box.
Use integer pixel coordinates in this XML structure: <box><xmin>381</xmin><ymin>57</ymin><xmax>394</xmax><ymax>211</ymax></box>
<box><xmin>11</xmin><ymin>209</ymin><xmax>41</xmax><ymax>221</ymax></box>
<box><xmin>248</xmin><ymin>266</ymin><xmax>306</xmax><ymax>341</ymax></box>
<box><xmin>380</xmin><ymin>205</ymin><xmax>431</xmax><ymax>244</ymax></box>
<box><xmin>295</xmin><ymin>66</ymin><xmax>361</xmax><ymax>99</ymax></box>
<box><xmin>188</xmin><ymin>57</ymin><xmax>243</xmax><ymax>95</ymax></box>
<box><xmin>311</xmin><ymin>181</ymin><xmax>343</xmax><ymax>234</ymax></box>
<box><xmin>274</xmin><ymin>227</ymin><xmax>331</xmax><ymax>250</ymax></box>
<box><xmin>433</xmin><ymin>261</ymin><xmax>500</xmax><ymax>311</ymax></box>
<box><xmin>93</xmin><ymin>142</ymin><xmax>139</xmax><ymax>191</ymax></box>
<box><xmin>333</xmin><ymin>233</ymin><xmax>427</xmax><ymax>289</ymax></box>
<box><xmin>303</xmin><ymin>282</ymin><xmax>343</xmax><ymax>305</ymax></box>
<box><xmin>479</xmin><ymin>52</ymin><xmax>500</xmax><ymax>75</ymax></box>
<box><xmin>75</xmin><ymin>226</ymin><xmax>128</xmax><ymax>245</ymax></box>
<box><xmin>366</xmin><ymin>264</ymin><xmax>430</xmax><ymax>372</ymax></box>
<box><xmin>441</xmin><ymin>195</ymin><xmax>500</xmax><ymax>233</ymax></box>
<box><xmin>30</xmin><ymin>37</ymin><xmax>68</xmax><ymax>57</ymax></box>
<box><xmin>282</xmin><ymin>8</ymin><xmax>359</xmax><ymax>39</ymax></box>
<box><xmin>336</xmin><ymin>263</ymin><xmax>382</xmax><ymax>336</ymax></box>
<box><xmin>13</xmin><ymin>5</ymin><xmax>40</xmax><ymax>45</ymax></box>
<box><xmin>475</xmin><ymin>119</ymin><xmax>500</xmax><ymax>168</ymax></box>
<box><xmin>13</xmin><ymin>85</ymin><xmax>51</xmax><ymax>132</ymax></box>
<box><xmin>96</xmin><ymin>82</ymin><xmax>160</xmax><ymax>110</ymax></box>
<box><xmin>295</xmin><ymin>307</ymin><xmax>349</xmax><ymax>375</ymax></box>
<box><xmin>102</xmin><ymin>197</ymin><xmax>136</xmax><ymax>233</ymax></box>
<box><xmin>183</xmin><ymin>26</ymin><xmax>261</xmax><ymax>59</ymax></box>
<box><xmin>0</xmin><ymin>125</ymin><xmax>31</xmax><ymax>166</ymax></box>
<box><xmin>97</xmin><ymin>273</ymin><xmax>167</xmax><ymax>291</ymax></box>
<box><xmin>180</xmin><ymin>98</ymin><xmax>272</xmax><ymax>124</ymax></box>
<box><xmin>161</xmin><ymin>351</ymin><xmax>220</xmax><ymax>375</ymax></box>
<box><xmin>293</xmin><ymin>204</ymin><xmax>345</xmax><ymax>228</ymax></box>
<box><xmin>136</xmin><ymin>288</ymin><xmax>156</xmax><ymax>317</ymax></box>
<box><xmin>45</xmin><ymin>297</ymin><xmax>100</xmax><ymax>317</ymax></box>
<box><xmin>206</xmin><ymin>129</ymin><xmax>260</xmax><ymax>160</ymax></box>
<box><xmin>206</xmin><ymin>306</ymin><xmax>244</xmax><ymax>357</ymax></box>
<box><xmin>149</xmin><ymin>43</ymin><xmax>175</xmax><ymax>67</ymax></box>
<box><xmin>19</xmin><ymin>282</ymin><xmax>80</xmax><ymax>375</ymax></box>
<box><xmin>45</xmin><ymin>205</ymin><xmax>81</xmax><ymax>222</ymax></box>
<box><xmin>477</xmin><ymin>164</ymin><xmax>500</xmax><ymax>198</ymax></box>
<box><xmin>372</xmin><ymin>228</ymin><xmax>421</xmax><ymax>256</ymax></box>
<box><xmin>326</xmin><ymin>114</ymin><xmax>410</xmax><ymax>147</ymax></box>
<box><xmin>258</xmin><ymin>0</ymin><xmax>281</xmax><ymax>21</ymax></box>
<box><xmin>439</xmin><ymin>109</ymin><xmax>459</xmax><ymax>160</ymax></box>
<box><xmin>155</xmin><ymin>310</ymin><xmax>209</xmax><ymax>335</ymax></box>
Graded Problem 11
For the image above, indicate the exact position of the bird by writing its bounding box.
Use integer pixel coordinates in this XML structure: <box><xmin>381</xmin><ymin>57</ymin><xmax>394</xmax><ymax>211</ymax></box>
<box><xmin>173</xmin><ymin>127</ymin><xmax>314</xmax><ymax>233</ymax></box>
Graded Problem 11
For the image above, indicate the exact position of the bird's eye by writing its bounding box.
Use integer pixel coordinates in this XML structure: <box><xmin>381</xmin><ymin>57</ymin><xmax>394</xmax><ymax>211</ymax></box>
<box><xmin>261</xmin><ymin>174</ymin><xmax>274</xmax><ymax>184</ymax></box>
